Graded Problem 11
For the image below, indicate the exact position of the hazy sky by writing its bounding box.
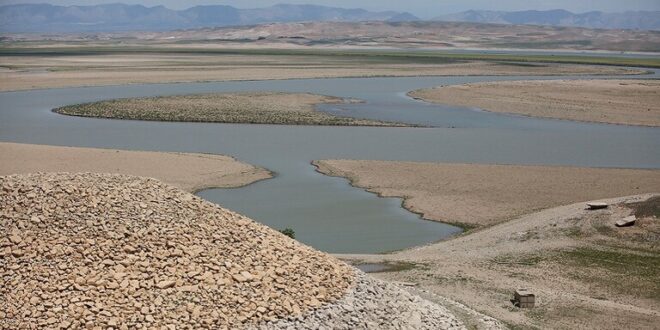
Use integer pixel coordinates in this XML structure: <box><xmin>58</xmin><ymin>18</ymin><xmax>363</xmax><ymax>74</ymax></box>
<box><xmin>2</xmin><ymin>0</ymin><xmax>659</xmax><ymax>18</ymax></box>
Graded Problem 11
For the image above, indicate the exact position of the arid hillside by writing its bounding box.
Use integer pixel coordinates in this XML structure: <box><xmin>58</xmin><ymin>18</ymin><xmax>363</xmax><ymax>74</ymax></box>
<box><xmin>5</xmin><ymin>21</ymin><xmax>660</xmax><ymax>52</ymax></box>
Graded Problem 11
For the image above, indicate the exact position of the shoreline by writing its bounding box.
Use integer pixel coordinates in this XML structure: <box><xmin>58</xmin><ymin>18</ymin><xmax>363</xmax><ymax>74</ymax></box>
<box><xmin>0</xmin><ymin>58</ymin><xmax>647</xmax><ymax>92</ymax></box>
<box><xmin>0</xmin><ymin>68</ymin><xmax>652</xmax><ymax>94</ymax></box>
<box><xmin>313</xmin><ymin>160</ymin><xmax>660</xmax><ymax>228</ymax></box>
<box><xmin>0</xmin><ymin>142</ymin><xmax>273</xmax><ymax>192</ymax></box>
<box><xmin>311</xmin><ymin>160</ymin><xmax>477</xmax><ymax>233</ymax></box>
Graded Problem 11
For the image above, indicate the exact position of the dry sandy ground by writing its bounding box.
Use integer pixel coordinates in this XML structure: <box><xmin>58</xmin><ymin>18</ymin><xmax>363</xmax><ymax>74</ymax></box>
<box><xmin>314</xmin><ymin>160</ymin><xmax>660</xmax><ymax>228</ymax></box>
<box><xmin>409</xmin><ymin>79</ymin><xmax>660</xmax><ymax>127</ymax></box>
<box><xmin>319</xmin><ymin>161</ymin><xmax>660</xmax><ymax>328</ymax></box>
<box><xmin>0</xmin><ymin>54</ymin><xmax>642</xmax><ymax>92</ymax></box>
<box><xmin>339</xmin><ymin>194</ymin><xmax>660</xmax><ymax>329</ymax></box>
<box><xmin>0</xmin><ymin>142</ymin><xmax>271</xmax><ymax>192</ymax></box>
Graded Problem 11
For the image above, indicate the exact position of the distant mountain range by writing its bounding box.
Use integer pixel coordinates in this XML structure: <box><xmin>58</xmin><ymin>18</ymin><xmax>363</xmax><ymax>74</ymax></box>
<box><xmin>0</xmin><ymin>3</ymin><xmax>418</xmax><ymax>33</ymax></box>
<box><xmin>0</xmin><ymin>4</ymin><xmax>658</xmax><ymax>33</ymax></box>
<box><xmin>434</xmin><ymin>9</ymin><xmax>660</xmax><ymax>31</ymax></box>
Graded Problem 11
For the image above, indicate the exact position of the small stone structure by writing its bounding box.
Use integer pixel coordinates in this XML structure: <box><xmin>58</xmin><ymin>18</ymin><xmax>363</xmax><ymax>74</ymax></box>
<box><xmin>514</xmin><ymin>289</ymin><xmax>535</xmax><ymax>308</ymax></box>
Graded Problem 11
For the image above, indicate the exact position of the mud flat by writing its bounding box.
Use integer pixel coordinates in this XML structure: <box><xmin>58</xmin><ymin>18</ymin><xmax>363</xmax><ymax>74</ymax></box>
<box><xmin>409</xmin><ymin>79</ymin><xmax>660</xmax><ymax>127</ymax></box>
<box><xmin>54</xmin><ymin>92</ymin><xmax>402</xmax><ymax>126</ymax></box>
<box><xmin>313</xmin><ymin>160</ymin><xmax>660</xmax><ymax>228</ymax></box>
<box><xmin>0</xmin><ymin>142</ymin><xmax>272</xmax><ymax>192</ymax></box>
<box><xmin>0</xmin><ymin>172</ymin><xmax>473</xmax><ymax>329</ymax></box>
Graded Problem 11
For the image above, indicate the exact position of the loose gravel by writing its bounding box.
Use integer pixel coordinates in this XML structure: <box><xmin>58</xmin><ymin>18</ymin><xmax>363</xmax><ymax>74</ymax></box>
<box><xmin>1</xmin><ymin>173</ymin><xmax>353</xmax><ymax>329</ymax></box>
<box><xmin>260</xmin><ymin>272</ymin><xmax>465</xmax><ymax>330</ymax></box>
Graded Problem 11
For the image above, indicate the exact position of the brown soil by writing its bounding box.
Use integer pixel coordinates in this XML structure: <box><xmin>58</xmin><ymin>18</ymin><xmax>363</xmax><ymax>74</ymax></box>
<box><xmin>409</xmin><ymin>79</ymin><xmax>660</xmax><ymax>127</ymax></box>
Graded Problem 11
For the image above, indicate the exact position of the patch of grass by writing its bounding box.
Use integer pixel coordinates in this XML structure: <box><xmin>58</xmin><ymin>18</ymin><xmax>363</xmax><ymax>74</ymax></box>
<box><xmin>491</xmin><ymin>253</ymin><xmax>546</xmax><ymax>266</ymax></box>
<box><xmin>1</xmin><ymin>47</ymin><xmax>659</xmax><ymax>68</ymax></box>
<box><xmin>558</xmin><ymin>247</ymin><xmax>660</xmax><ymax>301</ymax></box>
<box><xmin>354</xmin><ymin>261</ymin><xmax>421</xmax><ymax>273</ymax></box>
<box><xmin>628</xmin><ymin>196</ymin><xmax>660</xmax><ymax>219</ymax></box>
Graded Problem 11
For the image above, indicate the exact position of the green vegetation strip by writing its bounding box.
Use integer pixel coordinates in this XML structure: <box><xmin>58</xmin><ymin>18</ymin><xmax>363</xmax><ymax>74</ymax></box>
<box><xmin>53</xmin><ymin>92</ymin><xmax>406</xmax><ymax>127</ymax></box>
<box><xmin>1</xmin><ymin>47</ymin><xmax>659</xmax><ymax>68</ymax></box>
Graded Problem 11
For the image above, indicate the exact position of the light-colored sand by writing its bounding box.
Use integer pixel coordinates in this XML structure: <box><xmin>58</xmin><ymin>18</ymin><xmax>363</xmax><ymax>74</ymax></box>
<box><xmin>313</xmin><ymin>160</ymin><xmax>660</xmax><ymax>227</ymax></box>
<box><xmin>409</xmin><ymin>79</ymin><xmax>660</xmax><ymax>127</ymax></box>
<box><xmin>54</xmin><ymin>92</ymin><xmax>398</xmax><ymax>126</ymax></box>
<box><xmin>0</xmin><ymin>142</ymin><xmax>271</xmax><ymax>192</ymax></box>
<box><xmin>0</xmin><ymin>53</ymin><xmax>642</xmax><ymax>92</ymax></box>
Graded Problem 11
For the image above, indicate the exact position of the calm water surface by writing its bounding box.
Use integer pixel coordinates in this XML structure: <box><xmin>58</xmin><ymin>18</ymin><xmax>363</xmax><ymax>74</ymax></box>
<box><xmin>1</xmin><ymin>73</ymin><xmax>659</xmax><ymax>253</ymax></box>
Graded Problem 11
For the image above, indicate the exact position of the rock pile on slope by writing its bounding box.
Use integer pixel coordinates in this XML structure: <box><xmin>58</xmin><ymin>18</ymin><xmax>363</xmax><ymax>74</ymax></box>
<box><xmin>263</xmin><ymin>272</ymin><xmax>466</xmax><ymax>330</ymax></box>
<box><xmin>0</xmin><ymin>173</ymin><xmax>354</xmax><ymax>329</ymax></box>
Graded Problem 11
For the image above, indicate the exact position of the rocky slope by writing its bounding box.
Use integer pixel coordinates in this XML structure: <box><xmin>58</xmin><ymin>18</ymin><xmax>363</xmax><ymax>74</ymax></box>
<box><xmin>0</xmin><ymin>172</ymin><xmax>463</xmax><ymax>329</ymax></box>
<box><xmin>0</xmin><ymin>173</ymin><xmax>353</xmax><ymax>328</ymax></box>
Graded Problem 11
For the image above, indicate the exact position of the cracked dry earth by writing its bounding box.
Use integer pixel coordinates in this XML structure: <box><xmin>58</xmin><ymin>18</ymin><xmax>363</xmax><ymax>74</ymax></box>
<box><xmin>0</xmin><ymin>173</ymin><xmax>464</xmax><ymax>329</ymax></box>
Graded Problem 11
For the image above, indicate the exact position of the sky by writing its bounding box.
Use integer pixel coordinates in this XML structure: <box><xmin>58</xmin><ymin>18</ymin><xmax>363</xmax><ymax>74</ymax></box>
<box><xmin>1</xmin><ymin>0</ymin><xmax>659</xmax><ymax>18</ymax></box>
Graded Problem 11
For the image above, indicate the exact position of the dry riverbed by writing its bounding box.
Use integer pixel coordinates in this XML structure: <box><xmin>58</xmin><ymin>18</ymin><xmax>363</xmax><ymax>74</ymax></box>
<box><xmin>409</xmin><ymin>79</ymin><xmax>660</xmax><ymax>127</ymax></box>
<box><xmin>54</xmin><ymin>92</ymin><xmax>400</xmax><ymax>126</ymax></box>
<box><xmin>0</xmin><ymin>142</ymin><xmax>272</xmax><ymax>192</ymax></box>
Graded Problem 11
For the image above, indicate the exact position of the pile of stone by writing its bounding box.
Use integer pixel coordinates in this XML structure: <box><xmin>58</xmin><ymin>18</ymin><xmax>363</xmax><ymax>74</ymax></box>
<box><xmin>263</xmin><ymin>272</ymin><xmax>466</xmax><ymax>330</ymax></box>
<box><xmin>1</xmin><ymin>173</ymin><xmax>354</xmax><ymax>329</ymax></box>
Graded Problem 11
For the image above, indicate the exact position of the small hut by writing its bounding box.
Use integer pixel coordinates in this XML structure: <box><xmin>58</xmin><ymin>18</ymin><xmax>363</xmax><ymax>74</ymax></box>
<box><xmin>514</xmin><ymin>289</ymin><xmax>535</xmax><ymax>308</ymax></box>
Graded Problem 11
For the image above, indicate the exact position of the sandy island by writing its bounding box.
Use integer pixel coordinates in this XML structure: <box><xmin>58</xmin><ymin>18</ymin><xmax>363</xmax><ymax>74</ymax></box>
<box><xmin>314</xmin><ymin>160</ymin><xmax>660</xmax><ymax>228</ymax></box>
<box><xmin>0</xmin><ymin>142</ymin><xmax>272</xmax><ymax>192</ymax></box>
<box><xmin>317</xmin><ymin>160</ymin><xmax>660</xmax><ymax>328</ymax></box>
<box><xmin>54</xmin><ymin>92</ymin><xmax>401</xmax><ymax>126</ymax></box>
<box><xmin>409</xmin><ymin>79</ymin><xmax>660</xmax><ymax>127</ymax></box>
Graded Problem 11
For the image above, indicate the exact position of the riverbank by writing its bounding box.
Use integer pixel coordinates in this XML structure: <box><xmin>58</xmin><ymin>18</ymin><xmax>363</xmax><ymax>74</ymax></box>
<box><xmin>409</xmin><ymin>79</ymin><xmax>660</xmax><ymax>127</ymax></box>
<box><xmin>53</xmin><ymin>92</ymin><xmax>401</xmax><ymax>126</ymax></box>
<box><xmin>0</xmin><ymin>142</ymin><xmax>272</xmax><ymax>192</ymax></box>
<box><xmin>339</xmin><ymin>194</ymin><xmax>660</xmax><ymax>329</ymax></box>
<box><xmin>0</xmin><ymin>49</ymin><xmax>647</xmax><ymax>92</ymax></box>
<box><xmin>313</xmin><ymin>160</ymin><xmax>660</xmax><ymax>228</ymax></box>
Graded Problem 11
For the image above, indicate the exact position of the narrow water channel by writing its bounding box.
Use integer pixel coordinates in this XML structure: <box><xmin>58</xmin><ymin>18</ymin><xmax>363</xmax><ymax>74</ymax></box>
<box><xmin>1</xmin><ymin>73</ymin><xmax>658</xmax><ymax>253</ymax></box>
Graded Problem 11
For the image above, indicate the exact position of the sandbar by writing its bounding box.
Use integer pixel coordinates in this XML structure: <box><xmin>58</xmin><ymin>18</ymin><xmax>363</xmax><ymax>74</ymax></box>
<box><xmin>0</xmin><ymin>142</ymin><xmax>272</xmax><ymax>192</ymax></box>
<box><xmin>409</xmin><ymin>79</ymin><xmax>660</xmax><ymax>127</ymax></box>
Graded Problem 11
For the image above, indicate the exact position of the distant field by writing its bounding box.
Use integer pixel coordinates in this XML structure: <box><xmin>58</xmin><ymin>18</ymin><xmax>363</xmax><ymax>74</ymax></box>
<box><xmin>0</xmin><ymin>46</ymin><xmax>644</xmax><ymax>91</ymax></box>
<box><xmin>1</xmin><ymin>47</ymin><xmax>659</xmax><ymax>68</ymax></box>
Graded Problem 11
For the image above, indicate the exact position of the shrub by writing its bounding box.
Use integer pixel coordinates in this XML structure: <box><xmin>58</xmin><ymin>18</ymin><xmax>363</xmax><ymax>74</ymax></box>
<box><xmin>280</xmin><ymin>228</ymin><xmax>295</xmax><ymax>239</ymax></box>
